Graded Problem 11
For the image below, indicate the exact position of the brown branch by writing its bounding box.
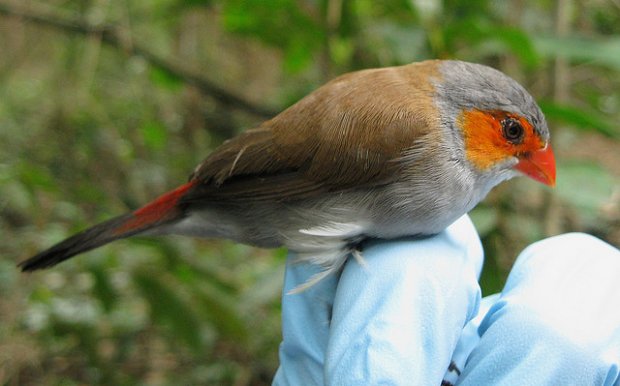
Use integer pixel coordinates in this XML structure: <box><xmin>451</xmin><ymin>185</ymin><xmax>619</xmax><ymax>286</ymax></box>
<box><xmin>0</xmin><ymin>2</ymin><xmax>277</xmax><ymax>118</ymax></box>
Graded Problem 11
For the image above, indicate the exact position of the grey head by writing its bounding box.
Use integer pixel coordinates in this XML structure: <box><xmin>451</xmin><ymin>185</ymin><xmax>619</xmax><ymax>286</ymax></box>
<box><xmin>433</xmin><ymin>60</ymin><xmax>549</xmax><ymax>143</ymax></box>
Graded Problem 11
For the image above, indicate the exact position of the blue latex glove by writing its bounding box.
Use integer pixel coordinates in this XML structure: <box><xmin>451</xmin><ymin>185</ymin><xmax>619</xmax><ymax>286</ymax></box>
<box><xmin>273</xmin><ymin>214</ymin><xmax>484</xmax><ymax>386</ymax></box>
<box><xmin>273</xmin><ymin>216</ymin><xmax>620</xmax><ymax>385</ymax></box>
<box><xmin>457</xmin><ymin>233</ymin><xmax>620</xmax><ymax>385</ymax></box>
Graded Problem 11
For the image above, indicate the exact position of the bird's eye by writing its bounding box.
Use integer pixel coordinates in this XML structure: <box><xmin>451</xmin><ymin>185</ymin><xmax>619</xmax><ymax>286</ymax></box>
<box><xmin>501</xmin><ymin>118</ymin><xmax>524</xmax><ymax>144</ymax></box>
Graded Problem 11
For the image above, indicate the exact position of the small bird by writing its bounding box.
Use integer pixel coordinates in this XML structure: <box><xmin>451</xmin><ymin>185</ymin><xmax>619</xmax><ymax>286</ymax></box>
<box><xmin>19</xmin><ymin>60</ymin><xmax>555</xmax><ymax>286</ymax></box>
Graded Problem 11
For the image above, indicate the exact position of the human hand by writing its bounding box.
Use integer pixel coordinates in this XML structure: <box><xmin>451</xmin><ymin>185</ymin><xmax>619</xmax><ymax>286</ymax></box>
<box><xmin>273</xmin><ymin>214</ymin><xmax>484</xmax><ymax>386</ymax></box>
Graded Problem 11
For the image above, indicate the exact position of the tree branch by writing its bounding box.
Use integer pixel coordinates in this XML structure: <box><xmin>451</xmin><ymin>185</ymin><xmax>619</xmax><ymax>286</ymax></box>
<box><xmin>0</xmin><ymin>2</ymin><xmax>277</xmax><ymax>118</ymax></box>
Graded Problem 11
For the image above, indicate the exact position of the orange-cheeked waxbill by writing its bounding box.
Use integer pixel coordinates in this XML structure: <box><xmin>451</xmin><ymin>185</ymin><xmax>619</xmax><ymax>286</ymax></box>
<box><xmin>19</xmin><ymin>60</ymin><xmax>556</xmax><ymax>286</ymax></box>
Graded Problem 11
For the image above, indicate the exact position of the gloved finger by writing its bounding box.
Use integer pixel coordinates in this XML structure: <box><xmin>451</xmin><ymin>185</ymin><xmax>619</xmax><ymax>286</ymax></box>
<box><xmin>273</xmin><ymin>258</ymin><xmax>339</xmax><ymax>386</ymax></box>
<box><xmin>325</xmin><ymin>214</ymin><xmax>484</xmax><ymax>385</ymax></box>
<box><xmin>459</xmin><ymin>233</ymin><xmax>620</xmax><ymax>385</ymax></box>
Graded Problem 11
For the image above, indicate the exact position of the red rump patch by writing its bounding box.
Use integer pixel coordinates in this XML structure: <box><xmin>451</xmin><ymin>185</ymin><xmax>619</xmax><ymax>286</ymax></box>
<box><xmin>113</xmin><ymin>181</ymin><xmax>196</xmax><ymax>235</ymax></box>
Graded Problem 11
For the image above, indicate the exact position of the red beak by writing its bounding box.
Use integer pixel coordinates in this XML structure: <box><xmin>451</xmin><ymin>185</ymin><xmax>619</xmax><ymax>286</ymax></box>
<box><xmin>514</xmin><ymin>145</ymin><xmax>556</xmax><ymax>186</ymax></box>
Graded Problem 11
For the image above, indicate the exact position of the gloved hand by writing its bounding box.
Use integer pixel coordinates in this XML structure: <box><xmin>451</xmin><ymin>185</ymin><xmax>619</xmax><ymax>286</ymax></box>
<box><xmin>273</xmin><ymin>214</ymin><xmax>620</xmax><ymax>386</ymax></box>
<box><xmin>272</xmin><ymin>214</ymin><xmax>484</xmax><ymax>386</ymax></box>
<box><xmin>457</xmin><ymin>233</ymin><xmax>620</xmax><ymax>385</ymax></box>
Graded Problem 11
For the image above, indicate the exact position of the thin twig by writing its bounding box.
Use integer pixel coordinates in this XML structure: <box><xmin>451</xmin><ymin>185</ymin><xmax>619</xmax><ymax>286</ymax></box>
<box><xmin>0</xmin><ymin>2</ymin><xmax>277</xmax><ymax>118</ymax></box>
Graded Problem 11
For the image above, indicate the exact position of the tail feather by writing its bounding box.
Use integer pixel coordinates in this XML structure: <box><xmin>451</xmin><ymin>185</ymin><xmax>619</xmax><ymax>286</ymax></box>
<box><xmin>19</xmin><ymin>213</ymin><xmax>143</xmax><ymax>271</ymax></box>
<box><xmin>19</xmin><ymin>181</ymin><xmax>196</xmax><ymax>272</ymax></box>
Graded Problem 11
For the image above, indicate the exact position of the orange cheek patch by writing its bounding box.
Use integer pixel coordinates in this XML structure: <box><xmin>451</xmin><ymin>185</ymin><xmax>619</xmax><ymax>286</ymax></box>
<box><xmin>458</xmin><ymin>110</ymin><xmax>512</xmax><ymax>171</ymax></box>
<box><xmin>458</xmin><ymin>109</ymin><xmax>544</xmax><ymax>171</ymax></box>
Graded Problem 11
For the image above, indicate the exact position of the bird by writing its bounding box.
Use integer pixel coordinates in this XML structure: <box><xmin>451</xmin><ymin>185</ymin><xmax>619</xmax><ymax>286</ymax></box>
<box><xmin>18</xmin><ymin>60</ymin><xmax>555</xmax><ymax>288</ymax></box>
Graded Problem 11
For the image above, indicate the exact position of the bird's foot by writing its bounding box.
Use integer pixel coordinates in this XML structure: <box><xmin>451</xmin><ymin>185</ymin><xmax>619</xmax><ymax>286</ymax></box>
<box><xmin>351</xmin><ymin>248</ymin><xmax>368</xmax><ymax>270</ymax></box>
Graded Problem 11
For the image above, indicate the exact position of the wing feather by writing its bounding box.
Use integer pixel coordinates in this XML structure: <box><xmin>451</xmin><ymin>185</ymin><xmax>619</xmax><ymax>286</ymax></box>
<box><xmin>184</xmin><ymin>63</ymin><xmax>440</xmax><ymax>204</ymax></box>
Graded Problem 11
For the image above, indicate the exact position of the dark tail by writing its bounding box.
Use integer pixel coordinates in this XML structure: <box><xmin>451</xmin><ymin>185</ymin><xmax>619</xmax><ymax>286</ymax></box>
<box><xmin>18</xmin><ymin>181</ymin><xmax>196</xmax><ymax>271</ymax></box>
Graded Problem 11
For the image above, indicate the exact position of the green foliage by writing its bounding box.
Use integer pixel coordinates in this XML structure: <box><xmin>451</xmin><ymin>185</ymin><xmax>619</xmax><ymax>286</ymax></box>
<box><xmin>222</xmin><ymin>0</ymin><xmax>324</xmax><ymax>72</ymax></box>
<box><xmin>2</xmin><ymin>0</ymin><xmax>619</xmax><ymax>385</ymax></box>
<box><xmin>134</xmin><ymin>271</ymin><xmax>205</xmax><ymax>352</ymax></box>
<box><xmin>149</xmin><ymin>67</ymin><xmax>185</xmax><ymax>91</ymax></box>
<box><xmin>540</xmin><ymin>101</ymin><xmax>618</xmax><ymax>138</ymax></box>
<box><xmin>534</xmin><ymin>35</ymin><xmax>620</xmax><ymax>71</ymax></box>
<box><xmin>556</xmin><ymin>161</ymin><xmax>616</xmax><ymax>226</ymax></box>
<box><xmin>139</xmin><ymin>120</ymin><xmax>169</xmax><ymax>150</ymax></box>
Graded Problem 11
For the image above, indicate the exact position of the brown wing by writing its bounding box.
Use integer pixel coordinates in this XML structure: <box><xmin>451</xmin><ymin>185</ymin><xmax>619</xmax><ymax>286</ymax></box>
<box><xmin>186</xmin><ymin>62</ymin><xmax>441</xmax><ymax>203</ymax></box>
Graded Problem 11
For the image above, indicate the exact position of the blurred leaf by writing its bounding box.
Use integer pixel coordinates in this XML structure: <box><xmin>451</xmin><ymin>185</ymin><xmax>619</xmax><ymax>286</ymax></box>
<box><xmin>507</xmin><ymin>212</ymin><xmax>543</xmax><ymax>242</ymax></box>
<box><xmin>272</xmin><ymin>247</ymin><xmax>288</xmax><ymax>262</ymax></box>
<box><xmin>0</xmin><ymin>259</ymin><xmax>18</xmax><ymax>292</ymax></box>
<box><xmin>90</xmin><ymin>267</ymin><xmax>117</xmax><ymax>312</ymax></box>
<box><xmin>540</xmin><ymin>101</ymin><xmax>618</xmax><ymax>138</ymax></box>
<box><xmin>195</xmin><ymin>282</ymin><xmax>249</xmax><ymax>342</ymax></box>
<box><xmin>182</xmin><ymin>244</ymin><xmax>251</xmax><ymax>294</ymax></box>
<box><xmin>364</xmin><ymin>22</ymin><xmax>427</xmax><ymax>64</ymax></box>
<box><xmin>478</xmin><ymin>237</ymin><xmax>505</xmax><ymax>296</ymax></box>
<box><xmin>173</xmin><ymin>263</ymin><xmax>197</xmax><ymax>284</ymax></box>
<box><xmin>140</xmin><ymin>121</ymin><xmax>168</xmax><ymax>150</ymax></box>
<box><xmin>133</xmin><ymin>272</ymin><xmax>204</xmax><ymax>352</ymax></box>
<box><xmin>469</xmin><ymin>206</ymin><xmax>498</xmax><ymax>237</ymax></box>
<box><xmin>183</xmin><ymin>0</ymin><xmax>213</xmax><ymax>7</ymax></box>
<box><xmin>555</xmin><ymin>161</ymin><xmax>615</xmax><ymax>224</ymax></box>
<box><xmin>490</xmin><ymin>27</ymin><xmax>539</xmax><ymax>67</ymax></box>
<box><xmin>411</xmin><ymin>0</ymin><xmax>442</xmax><ymax>21</ymax></box>
<box><xmin>222</xmin><ymin>0</ymin><xmax>323</xmax><ymax>73</ymax></box>
<box><xmin>170</xmin><ymin>262</ymin><xmax>249</xmax><ymax>341</ymax></box>
<box><xmin>3</xmin><ymin>180</ymin><xmax>34</xmax><ymax>211</ymax></box>
<box><xmin>533</xmin><ymin>35</ymin><xmax>620</xmax><ymax>71</ymax></box>
<box><xmin>17</xmin><ymin>163</ymin><xmax>56</xmax><ymax>192</ymax></box>
<box><xmin>282</xmin><ymin>37</ymin><xmax>316</xmax><ymax>73</ymax></box>
<box><xmin>444</xmin><ymin>19</ymin><xmax>539</xmax><ymax>67</ymax></box>
<box><xmin>149</xmin><ymin>67</ymin><xmax>184</xmax><ymax>91</ymax></box>
<box><xmin>329</xmin><ymin>37</ymin><xmax>355</xmax><ymax>67</ymax></box>
<box><xmin>239</xmin><ymin>264</ymin><xmax>282</xmax><ymax>310</ymax></box>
